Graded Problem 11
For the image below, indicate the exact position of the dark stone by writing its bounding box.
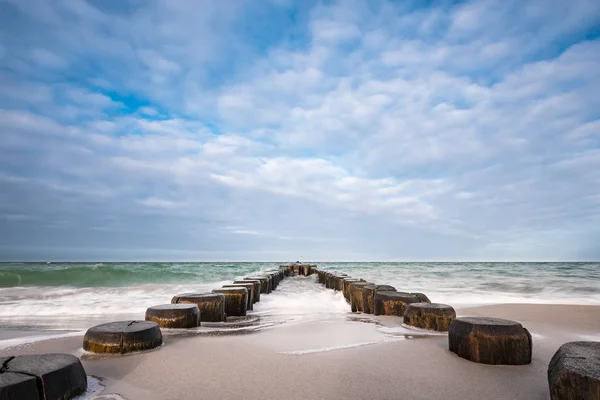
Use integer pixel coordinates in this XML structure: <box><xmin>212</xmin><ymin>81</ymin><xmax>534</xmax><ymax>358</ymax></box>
<box><xmin>373</xmin><ymin>292</ymin><xmax>419</xmax><ymax>316</ymax></box>
<box><xmin>362</xmin><ymin>285</ymin><xmax>397</xmax><ymax>314</ymax></box>
<box><xmin>245</xmin><ymin>276</ymin><xmax>271</xmax><ymax>294</ymax></box>
<box><xmin>145</xmin><ymin>304</ymin><xmax>200</xmax><ymax>328</ymax></box>
<box><xmin>171</xmin><ymin>293</ymin><xmax>226</xmax><ymax>322</ymax></box>
<box><xmin>5</xmin><ymin>353</ymin><xmax>87</xmax><ymax>400</ymax></box>
<box><xmin>548</xmin><ymin>341</ymin><xmax>600</xmax><ymax>400</ymax></box>
<box><xmin>213</xmin><ymin>288</ymin><xmax>248</xmax><ymax>317</ymax></box>
<box><xmin>236</xmin><ymin>280</ymin><xmax>261</xmax><ymax>303</ymax></box>
<box><xmin>448</xmin><ymin>317</ymin><xmax>532</xmax><ymax>365</ymax></box>
<box><xmin>411</xmin><ymin>293</ymin><xmax>431</xmax><ymax>303</ymax></box>
<box><xmin>83</xmin><ymin>320</ymin><xmax>162</xmax><ymax>354</ymax></box>
<box><xmin>403</xmin><ymin>303</ymin><xmax>456</xmax><ymax>331</ymax></box>
<box><xmin>348</xmin><ymin>282</ymin><xmax>374</xmax><ymax>312</ymax></box>
<box><xmin>222</xmin><ymin>284</ymin><xmax>255</xmax><ymax>310</ymax></box>
<box><xmin>0</xmin><ymin>372</ymin><xmax>39</xmax><ymax>400</ymax></box>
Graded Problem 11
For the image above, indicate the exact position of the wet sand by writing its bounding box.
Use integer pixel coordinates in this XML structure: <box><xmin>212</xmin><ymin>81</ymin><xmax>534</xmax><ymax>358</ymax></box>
<box><xmin>1</xmin><ymin>303</ymin><xmax>599</xmax><ymax>400</ymax></box>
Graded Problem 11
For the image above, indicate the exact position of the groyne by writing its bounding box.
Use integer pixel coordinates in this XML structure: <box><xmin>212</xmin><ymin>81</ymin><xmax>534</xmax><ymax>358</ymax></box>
<box><xmin>0</xmin><ymin>262</ymin><xmax>597</xmax><ymax>400</ymax></box>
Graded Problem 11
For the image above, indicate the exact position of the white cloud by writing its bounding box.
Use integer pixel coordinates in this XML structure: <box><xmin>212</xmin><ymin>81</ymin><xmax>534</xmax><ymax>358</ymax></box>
<box><xmin>1</xmin><ymin>0</ymin><xmax>599</xmax><ymax>260</ymax></box>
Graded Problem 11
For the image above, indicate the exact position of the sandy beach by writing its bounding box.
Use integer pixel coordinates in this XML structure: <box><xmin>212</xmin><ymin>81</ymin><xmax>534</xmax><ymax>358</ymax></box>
<box><xmin>2</xmin><ymin>301</ymin><xmax>599</xmax><ymax>400</ymax></box>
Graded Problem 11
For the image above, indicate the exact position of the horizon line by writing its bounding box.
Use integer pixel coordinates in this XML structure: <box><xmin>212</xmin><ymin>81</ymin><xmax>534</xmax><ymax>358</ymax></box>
<box><xmin>1</xmin><ymin>259</ymin><xmax>598</xmax><ymax>263</ymax></box>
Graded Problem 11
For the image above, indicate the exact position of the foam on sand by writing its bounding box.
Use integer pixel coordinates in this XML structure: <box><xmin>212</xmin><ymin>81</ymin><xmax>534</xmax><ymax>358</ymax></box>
<box><xmin>279</xmin><ymin>338</ymin><xmax>403</xmax><ymax>355</ymax></box>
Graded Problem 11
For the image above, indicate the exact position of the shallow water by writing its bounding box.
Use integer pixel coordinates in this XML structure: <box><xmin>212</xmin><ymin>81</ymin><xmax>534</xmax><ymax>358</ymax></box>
<box><xmin>0</xmin><ymin>262</ymin><xmax>598</xmax><ymax>336</ymax></box>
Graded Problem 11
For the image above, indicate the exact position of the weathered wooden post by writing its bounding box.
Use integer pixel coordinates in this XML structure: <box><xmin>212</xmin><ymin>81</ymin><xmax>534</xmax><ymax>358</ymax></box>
<box><xmin>373</xmin><ymin>292</ymin><xmax>419</xmax><ymax>316</ymax></box>
<box><xmin>349</xmin><ymin>282</ymin><xmax>374</xmax><ymax>312</ymax></box>
<box><xmin>171</xmin><ymin>293</ymin><xmax>226</xmax><ymax>322</ymax></box>
<box><xmin>223</xmin><ymin>283</ymin><xmax>255</xmax><ymax>310</ymax></box>
<box><xmin>548</xmin><ymin>341</ymin><xmax>600</xmax><ymax>399</ymax></box>
<box><xmin>448</xmin><ymin>317</ymin><xmax>532</xmax><ymax>365</ymax></box>
<box><xmin>145</xmin><ymin>304</ymin><xmax>200</xmax><ymax>328</ymax></box>
<box><xmin>362</xmin><ymin>284</ymin><xmax>397</xmax><ymax>314</ymax></box>
<box><xmin>403</xmin><ymin>303</ymin><xmax>455</xmax><ymax>331</ymax></box>
<box><xmin>245</xmin><ymin>276</ymin><xmax>271</xmax><ymax>294</ymax></box>
<box><xmin>0</xmin><ymin>354</ymin><xmax>87</xmax><ymax>399</ymax></box>
<box><xmin>83</xmin><ymin>321</ymin><xmax>163</xmax><ymax>354</ymax></box>
<box><xmin>236</xmin><ymin>280</ymin><xmax>261</xmax><ymax>302</ymax></box>
<box><xmin>213</xmin><ymin>287</ymin><xmax>249</xmax><ymax>317</ymax></box>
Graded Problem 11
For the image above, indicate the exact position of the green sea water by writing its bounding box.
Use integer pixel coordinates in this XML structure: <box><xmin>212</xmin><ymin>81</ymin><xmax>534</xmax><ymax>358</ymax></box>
<box><xmin>0</xmin><ymin>261</ymin><xmax>598</xmax><ymax>333</ymax></box>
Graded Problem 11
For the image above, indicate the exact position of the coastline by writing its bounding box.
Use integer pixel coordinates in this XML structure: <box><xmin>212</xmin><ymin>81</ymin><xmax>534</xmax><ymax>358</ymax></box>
<box><xmin>1</xmin><ymin>302</ymin><xmax>599</xmax><ymax>400</ymax></box>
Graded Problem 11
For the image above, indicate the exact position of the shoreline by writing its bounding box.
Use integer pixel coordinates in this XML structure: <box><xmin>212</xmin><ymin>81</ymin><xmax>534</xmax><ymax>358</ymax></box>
<box><xmin>1</xmin><ymin>302</ymin><xmax>599</xmax><ymax>400</ymax></box>
<box><xmin>3</xmin><ymin>302</ymin><xmax>598</xmax><ymax>350</ymax></box>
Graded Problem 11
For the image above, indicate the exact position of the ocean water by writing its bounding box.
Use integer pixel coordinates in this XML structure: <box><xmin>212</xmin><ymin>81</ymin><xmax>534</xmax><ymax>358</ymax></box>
<box><xmin>0</xmin><ymin>262</ymin><xmax>598</xmax><ymax>338</ymax></box>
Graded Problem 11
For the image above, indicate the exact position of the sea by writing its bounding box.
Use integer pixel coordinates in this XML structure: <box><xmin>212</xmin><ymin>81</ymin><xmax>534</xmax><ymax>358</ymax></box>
<box><xmin>1</xmin><ymin>262</ymin><xmax>599</xmax><ymax>346</ymax></box>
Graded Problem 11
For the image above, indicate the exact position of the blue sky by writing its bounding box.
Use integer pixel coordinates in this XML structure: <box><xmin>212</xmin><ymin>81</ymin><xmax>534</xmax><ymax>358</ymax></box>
<box><xmin>1</xmin><ymin>0</ymin><xmax>599</xmax><ymax>261</ymax></box>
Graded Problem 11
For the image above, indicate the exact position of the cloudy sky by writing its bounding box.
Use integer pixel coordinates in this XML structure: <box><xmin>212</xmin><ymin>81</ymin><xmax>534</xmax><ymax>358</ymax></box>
<box><xmin>0</xmin><ymin>0</ymin><xmax>599</xmax><ymax>261</ymax></box>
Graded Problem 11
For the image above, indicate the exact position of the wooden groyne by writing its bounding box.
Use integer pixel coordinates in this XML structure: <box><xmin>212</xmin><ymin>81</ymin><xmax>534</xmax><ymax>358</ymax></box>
<box><xmin>1</xmin><ymin>262</ymin><xmax>598</xmax><ymax>400</ymax></box>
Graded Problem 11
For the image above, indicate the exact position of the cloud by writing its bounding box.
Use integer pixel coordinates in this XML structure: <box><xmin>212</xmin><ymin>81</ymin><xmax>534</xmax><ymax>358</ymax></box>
<box><xmin>0</xmin><ymin>0</ymin><xmax>599</xmax><ymax>260</ymax></box>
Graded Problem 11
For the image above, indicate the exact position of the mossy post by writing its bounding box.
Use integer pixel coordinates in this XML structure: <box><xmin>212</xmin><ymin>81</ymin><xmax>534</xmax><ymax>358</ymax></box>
<box><xmin>448</xmin><ymin>317</ymin><xmax>532</xmax><ymax>365</ymax></box>
<box><xmin>245</xmin><ymin>276</ymin><xmax>271</xmax><ymax>294</ymax></box>
<box><xmin>145</xmin><ymin>304</ymin><xmax>200</xmax><ymax>328</ymax></box>
<box><xmin>171</xmin><ymin>293</ymin><xmax>226</xmax><ymax>322</ymax></box>
<box><xmin>373</xmin><ymin>292</ymin><xmax>419</xmax><ymax>316</ymax></box>
<box><xmin>332</xmin><ymin>274</ymin><xmax>349</xmax><ymax>291</ymax></box>
<box><xmin>317</xmin><ymin>270</ymin><xmax>326</xmax><ymax>284</ymax></box>
<box><xmin>326</xmin><ymin>272</ymin><xmax>336</xmax><ymax>289</ymax></box>
<box><xmin>548</xmin><ymin>341</ymin><xmax>600</xmax><ymax>400</ymax></box>
<box><xmin>349</xmin><ymin>282</ymin><xmax>374</xmax><ymax>312</ymax></box>
<box><xmin>237</xmin><ymin>280</ymin><xmax>261</xmax><ymax>303</ymax></box>
<box><xmin>276</xmin><ymin>269</ymin><xmax>285</xmax><ymax>281</ymax></box>
<box><xmin>292</xmin><ymin>263</ymin><xmax>301</xmax><ymax>276</ymax></box>
<box><xmin>213</xmin><ymin>287</ymin><xmax>248</xmax><ymax>317</ymax></box>
<box><xmin>342</xmin><ymin>278</ymin><xmax>361</xmax><ymax>303</ymax></box>
<box><xmin>362</xmin><ymin>285</ymin><xmax>397</xmax><ymax>314</ymax></box>
<box><xmin>262</xmin><ymin>272</ymin><xmax>278</xmax><ymax>291</ymax></box>
<box><xmin>83</xmin><ymin>321</ymin><xmax>163</xmax><ymax>354</ymax></box>
<box><xmin>263</xmin><ymin>272</ymin><xmax>276</xmax><ymax>293</ymax></box>
<box><xmin>301</xmin><ymin>264</ymin><xmax>311</xmax><ymax>276</ymax></box>
<box><xmin>223</xmin><ymin>283</ymin><xmax>255</xmax><ymax>310</ymax></box>
<box><xmin>279</xmin><ymin>265</ymin><xmax>291</xmax><ymax>277</ymax></box>
<box><xmin>403</xmin><ymin>303</ymin><xmax>455</xmax><ymax>331</ymax></box>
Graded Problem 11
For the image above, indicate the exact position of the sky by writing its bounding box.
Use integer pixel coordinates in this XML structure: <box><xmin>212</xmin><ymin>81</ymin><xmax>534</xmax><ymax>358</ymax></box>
<box><xmin>0</xmin><ymin>0</ymin><xmax>599</xmax><ymax>261</ymax></box>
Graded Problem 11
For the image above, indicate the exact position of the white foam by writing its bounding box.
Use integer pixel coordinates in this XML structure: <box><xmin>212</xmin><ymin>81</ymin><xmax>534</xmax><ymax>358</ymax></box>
<box><xmin>279</xmin><ymin>338</ymin><xmax>402</xmax><ymax>355</ymax></box>
<box><xmin>0</xmin><ymin>283</ymin><xmax>221</xmax><ymax>319</ymax></box>
<box><xmin>73</xmin><ymin>376</ymin><xmax>106</xmax><ymax>399</ymax></box>
<box><xmin>252</xmin><ymin>276</ymin><xmax>350</xmax><ymax>321</ymax></box>
<box><xmin>0</xmin><ymin>330</ymin><xmax>85</xmax><ymax>350</ymax></box>
<box><xmin>579</xmin><ymin>334</ymin><xmax>600</xmax><ymax>341</ymax></box>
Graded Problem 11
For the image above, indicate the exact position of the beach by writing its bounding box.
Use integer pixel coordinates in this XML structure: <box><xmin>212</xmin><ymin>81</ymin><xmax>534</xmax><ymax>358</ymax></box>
<box><xmin>1</xmin><ymin>270</ymin><xmax>599</xmax><ymax>400</ymax></box>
